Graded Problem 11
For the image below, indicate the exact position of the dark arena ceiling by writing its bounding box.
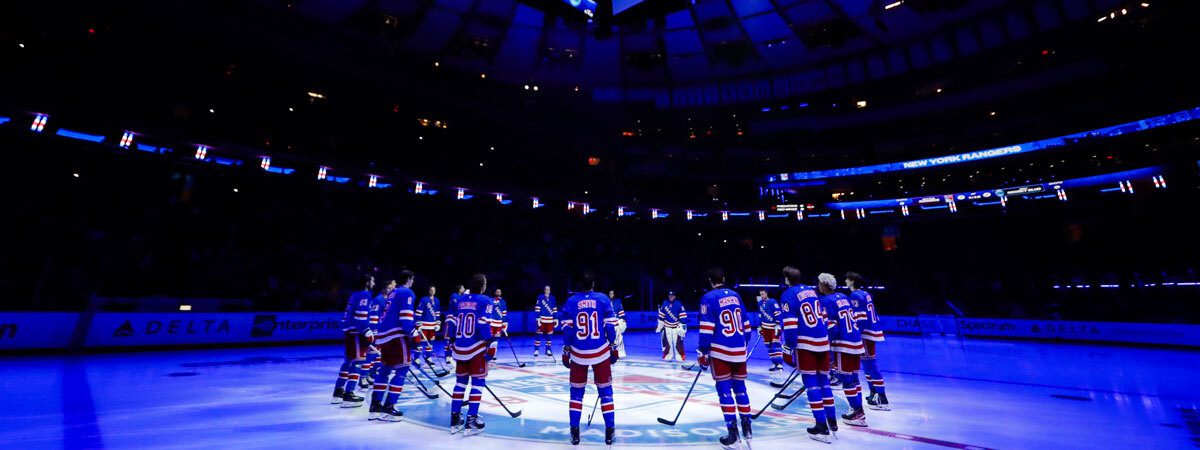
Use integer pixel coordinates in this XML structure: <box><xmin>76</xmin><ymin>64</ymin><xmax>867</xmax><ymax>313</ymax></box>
<box><xmin>3</xmin><ymin>0</ymin><xmax>1198</xmax><ymax>208</ymax></box>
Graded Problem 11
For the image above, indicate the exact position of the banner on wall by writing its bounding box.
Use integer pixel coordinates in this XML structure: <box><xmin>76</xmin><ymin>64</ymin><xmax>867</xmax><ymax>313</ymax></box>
<box><xmin>84</xmin><ymin>312</ymin><xmax>344</xmax><ymax>348</ymax></box>
<box><xmin>0</xmin><ymin>312</ymin><xmax>80</xmax><ymax>349</ymax></box>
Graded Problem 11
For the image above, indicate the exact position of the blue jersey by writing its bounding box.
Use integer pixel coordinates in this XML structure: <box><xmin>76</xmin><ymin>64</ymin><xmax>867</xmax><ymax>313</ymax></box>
<box><xmin>561</xmin><ymin>291</ymin><xmax>617</xmax><ymax>365</ymax></box>
<box><xmin>698</xmin><ymin>287</ymin><xmax>752</xmax><ymax>363</ymax></box>
<box><xmin>535</xmin><ymin>294</ymin><xmax>558</xmax><ymax>324</ymax></box>
<box><xmin>368</xmin><ymin>292</ymin><xmax>389</xmax><ymax>331</ymax></box>
<box><xmin>758</xmin><ymin>297</ymin><xmax>780</xmax><ymax>329</ymax></box>
<box><xmin>821</xmin><ymin>292</ymin><xmax>864</xmax><ymax>354</ymax></box>
<box><xmin>446</xmin><ymin>294</ymin><xmax>495</xmax><ymax>361</ymax></box>
<box><xmin>779</xmin><ymin>285</ymin><xmax>830</xmax><ymax>352</ymax></box>
<box><xmin>377</xmin><ymin>287</ymin><xmax>416</xmax><ymax>344</ymax></box>
<box><xmin>659</xmin><ymin>299</ymin><xmax>687</xmax><ymax>327</ymax></box>
<box><xmin>849</xmin><ymin>289</ymin><xmax>884</xmax><ymax>342</ymax></box>
<box><xmin>489</xmin><ymin>297</ymin><xmax>508</xmax><ymax>328</ymax></box>
<box><xmin>417</xmin><ymin>296</ymin><xmax>440</xmax><ymax>328</ymax></box>
<box><xmin>340</xmin><ymin>290</ymin><xmax>374</xmax><ymax>332</ymax></box>
<box><xmin>611</xmin><ymin>298</ymin><xmax>625</xmax><ymax>321</ymax></box>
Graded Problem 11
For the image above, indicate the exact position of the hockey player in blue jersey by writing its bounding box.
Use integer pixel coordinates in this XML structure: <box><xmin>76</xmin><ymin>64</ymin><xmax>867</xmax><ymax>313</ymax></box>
<box><xmin>658</xmin><ymin>291</ymin><xmax>687</xmax><ymax>361</ymax></box>
<box><xmin>533</xmin><ymin>285</ymin><xmax>558</xmax><ymax>360</ymax></box>
<box><xmin>360</xmin><ymin>281</ymin><xmax>392</xmax><ymax>390</ymax></box>
<box><xmin>486</xmin><ymin>289</ymin><xmax>508</xmax><ymax>365</ymax></box>
<box><xmin>757</xmin><ymin>289</ymin><xmax>784</xmax><ymax>373</ymax></box>
<box><xmin>819</xmin><ymin>273</ymin><xmax>869</xmax><ymax>427</ymax></box>
<box><xmin>696</xmin><ymin>268</ymin><xmax>754</xmax><ymax>450</ymax></box>
<box><xmin>608</xmin><ymin>290</ymin><xmax>628</xmax><ymax>358</ymax></box>
<box><xmin>560</xmin><ymin>272</ymin><xmax>618</xmax><ymax>446</ymax></box>
<box><xmin>445</xmin><ymin>274</ymin><xmax>495</xmax><ymax>436</ymax></box>
<box><xmin>415</xmin><ymin>286</ymin><xmax>441</xmax><ymax>364</ymax></box>
<box><xmin>369</xmin><ymin>271</ymin><xmax>419</xmax><ymax>422</ymax></box>
<box><xmin>847</xmin><ymin>272</ymin><xmax>890</xmax><ymax>411</ymax></box>
<box><xmin>444</xmin><ymin>284</ymin><xmax>465</xmax><ymax>365</ymax></box>
<box><xmin>333</xmin><ymin>274</ymin><xmax>375</xmax><ymax>406</ymax></box>
<box><xmin>779</xmin><ymin>266</ymin><xmax>836</xmax><ymax>443</ymax></box>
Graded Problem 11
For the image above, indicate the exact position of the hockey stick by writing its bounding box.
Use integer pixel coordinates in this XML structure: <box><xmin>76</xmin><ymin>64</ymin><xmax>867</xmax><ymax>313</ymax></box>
<box><xmin>406</xmin><ymin>369</ymin><xmax>439</xmax><ymax>399</ymax></box>
<box><xmin>502</xmin><ymin>331</ymin><xmax>527</xmax><ymax>368</ymax></box>
<box><xmin>586</xmin><ymin>391</ymin><xmax>601</xmax><ymax>427</ymax></box>
<box><xmin>411</xmin><ymin>362</ymin><xmax>455</xmax><ymax>398</ymax></box>
<box><xmin>745</xmin><ymin>333</ymin><xmax>761</xmax><ymax>359</ymax></box>
<box><xmin>768</xmin><ymin>385</ymin><xmax>807</xmax><ymax>411</ymax></box>
<box><xmin>752</xmin><ymin>368</ymin><xmax>800</xmax><ymax>420</ymax></box>
<box><xmin>656</xmin><ymin>366</ymin><xmax>705</xmax><ymax>426</ymax></box>
<box><xmin>482</xmin><ymin>384</ymin><xmax>523</xmax><ymax>418</ymax></box>
<box><xmin>424</xmin><ymin>354</ymin><xmax>450</xmax><ymax>378</ymax></box>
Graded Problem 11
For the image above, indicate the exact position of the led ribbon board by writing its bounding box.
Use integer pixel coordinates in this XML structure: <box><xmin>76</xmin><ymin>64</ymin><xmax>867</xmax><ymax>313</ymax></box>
<box><xmin>827</xmin><ymin>166</ymin><xmax>1164</xmax><ymax>210</ymax></box>
<box><xmin>765</xmin><ymin>106</ymin><xmax>1200</xmax><ymax>187</ymax></box>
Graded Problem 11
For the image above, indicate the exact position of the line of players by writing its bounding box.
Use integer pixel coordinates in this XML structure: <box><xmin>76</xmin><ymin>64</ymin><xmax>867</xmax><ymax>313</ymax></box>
<box><xmin>329</xmin><ymin>267</ymin><xmax>890</xmax><ymax>447</ymax></box>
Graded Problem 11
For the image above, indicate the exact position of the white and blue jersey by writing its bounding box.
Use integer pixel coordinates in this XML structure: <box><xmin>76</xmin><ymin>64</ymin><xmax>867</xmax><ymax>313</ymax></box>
<box><xmin>780</xmin><ymin>285</ymin><xmax>830</xmax><ymax>353</ymax></box>
<box><xmin>368</xmin><ymin>292</ymin><xmax>389</xmax><ymax>332</ymax></box>
<box><xmin>850</xmin><ymin>289</ymin><xmax>884</xmax><ymax>342</ymax></box>
<box><xmin>561</xmin><ymin>291</ymin><xmax>617</xmax><ymax>365</ymax></box>
<box><xmin>376</xmin><ymin>287</ymin><xmax>416</xmax><ymax>344</ymax></box>
<box><xmin>340</xmin><ymin>290</ymin><xmax>373</xmax><ymax>332</ymax></box>
<box><xmin>489</xmin><ymin>296</ymin><xmax>508</xmax><ymax>329</ymax></box>
<box><xmin>698</xmin><ymin>287</ymin><xmax>752</xmax><ymax>363</ymax></box>
<box><xmin>416</xmin><ymin>295</ymin><xmax>440</xmax><ymax>331</ymax></box>
<box><xmin>611</xmin><ymin>298</ymin><xmax>625</xmax><ymax>321</ymax></box>
<box><xmin>535</xmin><ymin>294</ymin><xmax>558</xmax><ymax>325</ymax></box>
<box><xmin>758</xmin><ymin>297</ymin><xmax>780</xmax><ymax>331</ymax></box>
<box><xmin>659</xmin><ymin>300</ymin><xmax>687</xmax><ymax>328</ymax></box>
<box><xmin>822</xmin><ymin>292</ymin><xmax>864</xmax><ymax>354</ymax></box>
<box><xmin>447</xmin><ymin>294</ymin><xmax>495</xmax><ymax>361</ymax></box>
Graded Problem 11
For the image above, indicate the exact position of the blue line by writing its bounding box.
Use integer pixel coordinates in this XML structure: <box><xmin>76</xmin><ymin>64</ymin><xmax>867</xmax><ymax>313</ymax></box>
<box><xmin>55</xmin><ymin>129</ymin><xmax>106</xmax><ymax>143</ymax></box>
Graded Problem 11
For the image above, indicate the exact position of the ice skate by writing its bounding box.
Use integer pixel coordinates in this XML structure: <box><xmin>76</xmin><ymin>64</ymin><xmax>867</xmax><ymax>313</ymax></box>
<box><xmin>866</xmin><ymin>392</ymin><xmax>891</xmax><ymax>411</ymax></box>
<box><xmin>331</xmin><ymin>387</ymin><xmax>344</xmax><ymax>405</ymax></box>
<box><xmin>339</xmin><ymin>391</ymin><xmax>364</xmax><ymax>408</ymax></box>
<box><xmin>570</xmin><ymin>426</ymin><xmax>580</xmax><ymax>445</ymax></box>
<box><xmin>464</xmin><ymin>415</ymin><xmax>485</xmax><ymax>436</ymax></box>
<box><xmin>806</xmin><ymin>424</ymin><xmax>833</xmax><ymax>444</ymax></box>
<box><xmin>719</xmin><ymin>424</ymin><xmax>741</xmax><ymax>450</ymax></box>
<box><xmin>449</xmin><ymin>412</ymin><xmax>464</xmax><ymax>435</ymax></box>
<box><xmin>842</xmin><ymin>408</ymin><xmax>867</xmax><ymax>427</ymax></box>
<box><xmin>604</xmin><ymin>427</ymin><xmax>615</xmax><ymax>447</ymax></box>
<box><xmin>379</xmin><ymin>405</ymin><xmax>404</xmax><ymax>422</ymax></box>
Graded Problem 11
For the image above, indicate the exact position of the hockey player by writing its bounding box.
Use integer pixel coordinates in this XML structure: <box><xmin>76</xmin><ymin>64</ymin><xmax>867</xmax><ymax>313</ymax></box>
<box><xmin>847</xmin><ymin>272</ymin><xmax>889</xmax><ymax>411</ymax></box>
<box><xmin>416</xmin><ymin>286</ymin><xmax>441</xmax><ymax>365</ymax></box>
<box><xmin>819</xmin><ymin>273</ymin><xmax>868</xmax><ymax>427</ymax></box>
<box><xmin>361</xmin><ymin>281</ymin><xmax>392</xmax><ymax>390</ymax></box>
<box><xmin>608</xmin><ymin>290</ymin><xmax>627</xmax><ymax>358</ymax></box>
<box><xmin>757</xmin><ymin>289</ymin><xmax>784</xmax><ymax>373</ymax></box>
<box><xmin>486</xmin><ymin>288</ymin><xmax>509</xmax><ymax>366</ymax></box>
<box><xmin>779</xmin><ymin>266</ymin><xmax>836</xmax><ymax>443</ymax></box>
<box><xmin>696</xmin><ymin>269</ymin><xmax>754</xmax><ymax>450</ymax></box>
<box><xmin>444</xmin><ymin>285</ymin><xmax>465</xmax><ymax>365</ymax></box>
<box><xmin>370</xmin><ymin>271</ymin><xmax>419</xmax><ymax>422</ymax></box>
<box><xmin>445</xmin><ymin>274</ymin><xmax>496</xmax><ymax>436</ymax></box>
<box><xmin>533</xmin><ymin>285</ymin><xmax>558</xmax><ymax>360</ymax></box>
<box><xmin>560</xmin><ymin>272</ymin><xmax>618</xmax><ymax>446</ymax></box>
<box><xmin>658</xmin><ymin>291</ymin><xmax>687</xmax><ymax>361</ymax></box>
<box><xmin>333</xmin><ymin>275</ymin><xmax>375</xmax><ymax>406</ymax></box>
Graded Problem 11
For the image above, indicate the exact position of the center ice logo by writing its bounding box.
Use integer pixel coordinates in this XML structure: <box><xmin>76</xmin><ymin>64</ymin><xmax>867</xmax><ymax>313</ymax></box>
<box><xmin>395</xmin><ymin>359</ymin><xmax>848</xmax><ymax>446</ymax></box>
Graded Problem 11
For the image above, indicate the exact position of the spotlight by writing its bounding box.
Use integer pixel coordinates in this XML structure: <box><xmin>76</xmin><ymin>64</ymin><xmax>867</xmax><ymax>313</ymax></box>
<box><xmin>30</xmin><ymin>113</ymin><xmax>48</xmax><ymax>132</ymax></box>
<box><xmin>119</xmin><ymin>131</ymin><xmax>135</xmax><ymax>149</ymax></box>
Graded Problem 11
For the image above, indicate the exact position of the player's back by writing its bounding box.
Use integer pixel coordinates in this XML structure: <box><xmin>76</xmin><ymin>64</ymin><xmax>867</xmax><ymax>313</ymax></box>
<box><xmin>341</xmin><ymin>290</ymin><xmax>372</xmax><ymax>331</ymax></box>
<box><xmin>698</xmin><ymin>287</ymin><xmax>751</xmax><ymax>362</ymax></box>
<box><xmin>850</xmin><ymin>289</ymin><xmax>884</xmax><ymax>342</ymax></box>
<box><xmin>377</xmin><ymin>287</ymin><xmax>416</xmax><ymax>342</ymax></box>
<box><xmin>563</xmin><ymin>291</ymin><xmax>615</xmax><ymax>365</ymax></box>
<box><xmin>824</xmin><ymin>292</ymin><xmax>864</xmax><ymax>354</ymax></box>
<box><xmin>450</xmin><ymin>293</ymin><xmax>494</xmax><ymax>360</ymax></box>
<box><xmin>780</xmin><ymin>285</ymin><xmax>830</xmax><ymax>352</ymax></box>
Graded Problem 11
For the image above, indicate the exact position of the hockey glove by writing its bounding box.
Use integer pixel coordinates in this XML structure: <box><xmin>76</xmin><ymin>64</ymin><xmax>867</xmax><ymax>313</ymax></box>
<box><xmin>362</xmin><ymin>329</ymin><xmax>376</xmax><ymax>345</ymax></box>
<box><xmin>697</xmin><ymin>352</ymin><xmax>711</xmax><ymax>369</ymax></box>
<box><xmin>562</xmin><ymin>347</ymin><xmax>572</xmax><ymax>369</ymax></box>
<box><xmin>609</xmin><ymin>348</ymin><xmax>620</xmax><ymax>365</ymax></box>
<box><xmin>782</xmin><ymin>345</ymin><xmax>794</xmax><ymax>367</ymax></box>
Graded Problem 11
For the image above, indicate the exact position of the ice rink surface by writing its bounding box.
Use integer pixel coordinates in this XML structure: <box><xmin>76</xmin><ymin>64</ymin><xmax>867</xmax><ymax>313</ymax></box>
<box><xmin>1</xmin><ymin>331</ymin><xmax>1197</xmax><ymax>449</ymax></box>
